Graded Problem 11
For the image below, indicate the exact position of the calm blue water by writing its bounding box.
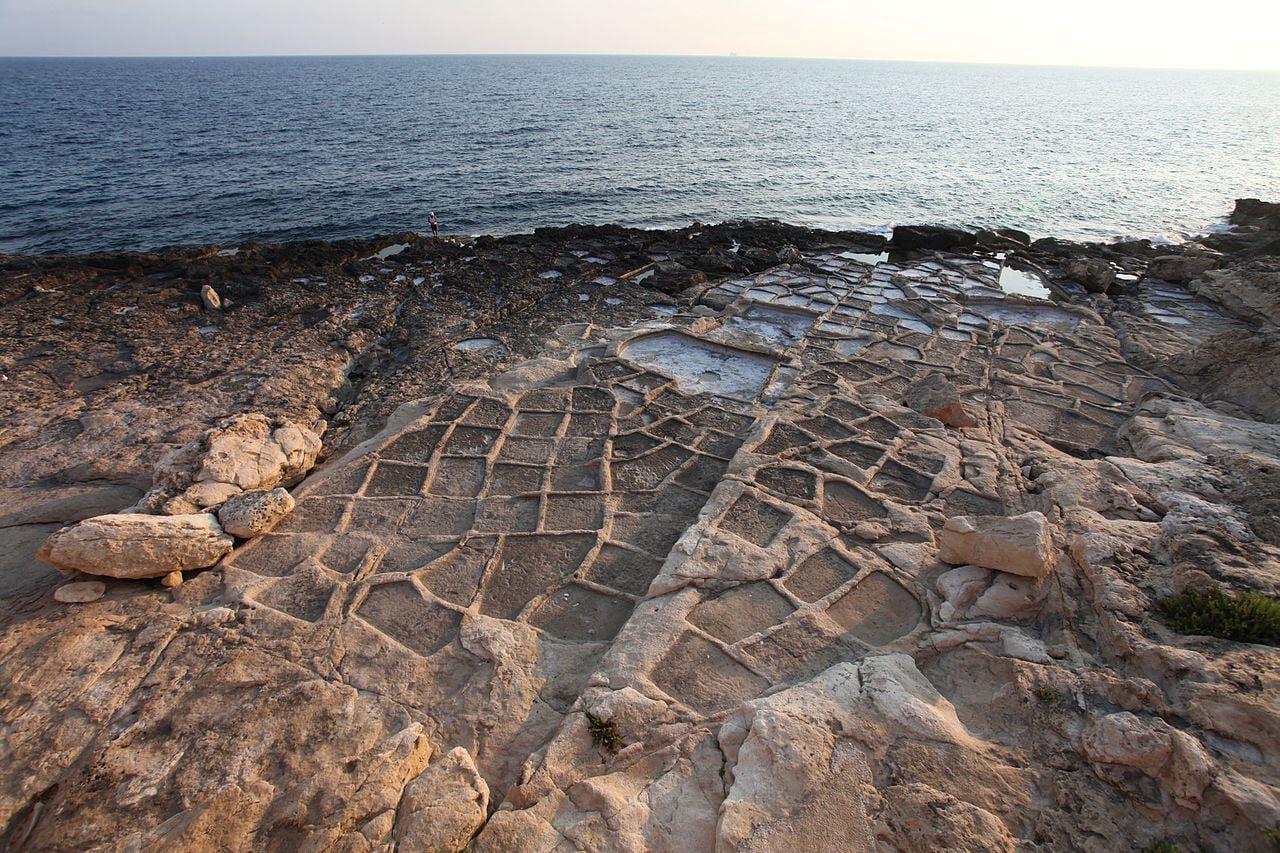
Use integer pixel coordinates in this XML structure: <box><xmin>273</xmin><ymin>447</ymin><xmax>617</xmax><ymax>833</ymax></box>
<box><xmin>2</xmin><ymin>55</ymin><xmax>1278</xmax><ymax>255</ymax></box>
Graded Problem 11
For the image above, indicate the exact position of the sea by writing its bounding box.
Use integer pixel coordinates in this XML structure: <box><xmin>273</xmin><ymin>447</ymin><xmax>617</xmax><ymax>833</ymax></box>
<box><xmin>1</xmin><ymin>55</ymin><xmax>1278</xmax><ymax>255</ymax></box>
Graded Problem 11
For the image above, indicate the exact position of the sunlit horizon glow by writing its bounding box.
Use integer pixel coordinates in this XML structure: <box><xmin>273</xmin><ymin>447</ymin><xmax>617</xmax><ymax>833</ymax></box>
<box><xmin>1</xmin><ymin>0</ymin><xmax>1278</xmax><ymax>72</ymax></box>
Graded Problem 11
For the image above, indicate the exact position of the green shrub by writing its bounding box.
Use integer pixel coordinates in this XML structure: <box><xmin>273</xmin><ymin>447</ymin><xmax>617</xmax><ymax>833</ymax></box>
<box><xmin>1145</xmin><ymin>842</ymin><xmax>1178</xmax><ymax>853</ymax></box>
<box><xmin>1036</xmin><ymin>687</ymin><xmax>1057</xmax><ymax>702</ymax></box>
<box><xmin>584</xmin><ymin>710</ymin><xmax>624</xmax><ymax>754</ymax></box>
<box><xmin>1159</xmin><ymin>586</ymin><xmax>1280</xmax><ymax>646</ymax></box>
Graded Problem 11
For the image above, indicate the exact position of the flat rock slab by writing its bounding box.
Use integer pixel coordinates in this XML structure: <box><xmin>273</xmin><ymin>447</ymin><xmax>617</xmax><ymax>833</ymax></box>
<box><xmin>938</xmin><ymin>511</ymin><xmax>1055</xmax><ymax>578</ymax></box>
<box><xmin>53</xmin><ymin>581</ymin><xmax>107</xmax><ymax>603</ymax></box>
<box><xmin>38</xmin><ymin>513</ymin><xmax>235</xmax><ymax>579</ymax></box>
<box><xmin>619</xmin><ymin>331</ymin><xmax>780</xmax><ymax>399</ymax></box>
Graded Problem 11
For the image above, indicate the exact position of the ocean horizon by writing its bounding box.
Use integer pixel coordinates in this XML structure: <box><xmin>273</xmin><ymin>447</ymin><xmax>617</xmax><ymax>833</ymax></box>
<box><xmin>3</xmin><ymin>54</ymin><xmax>1278</xmax><ymax>254</ymax></box>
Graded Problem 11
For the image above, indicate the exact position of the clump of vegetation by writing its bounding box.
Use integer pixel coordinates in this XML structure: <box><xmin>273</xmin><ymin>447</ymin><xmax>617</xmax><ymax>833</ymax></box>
<box><xmin>1267</xmin><ymin>827</ymin><xmax>1280</xmax><ymax>848</ymax></box>
<box><xmin>1145</xmin><ymin>842</ymin><xmax>1179</xmax><ymax>853</ymax></box>
<box><xmin>584</xmin><ymin>710</ymin><xmax>624</xmax><ymax>754</ymax></box>
<box><xmin>1159</xmin><ymin>586</ymin><xmax>1280</xmax><ymax>646</ymax></box>
<box><xmin>1036</xmin><ymin>686</ymin><xmax>1057</xmax><ymax>702</ymax></box>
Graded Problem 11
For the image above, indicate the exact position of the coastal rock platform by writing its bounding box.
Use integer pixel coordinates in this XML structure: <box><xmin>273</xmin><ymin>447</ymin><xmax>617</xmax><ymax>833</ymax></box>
<box><xmin>1</xmin><ymin>207</ymin><xmax>1278</xmax><ymax>851</ymax></box>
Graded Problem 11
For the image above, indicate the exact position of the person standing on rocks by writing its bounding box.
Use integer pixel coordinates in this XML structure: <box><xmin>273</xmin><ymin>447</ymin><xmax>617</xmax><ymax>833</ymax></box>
<box><xmin>428</xmin><ymin>211</ymin><xmax>440</xmax><ymax>238</ymax></box>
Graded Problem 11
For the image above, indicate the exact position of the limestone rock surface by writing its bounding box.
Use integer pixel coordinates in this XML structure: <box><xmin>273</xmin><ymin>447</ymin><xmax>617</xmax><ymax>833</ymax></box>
<box><xmin>394</xmin><ymin>747</ymin><xmax>490</xmax><ymax>851</ymax></box>
<box><xmin>3</xmin><ymin>215</ymin><xmax>1280</xmax><ymax>853</ymax></box>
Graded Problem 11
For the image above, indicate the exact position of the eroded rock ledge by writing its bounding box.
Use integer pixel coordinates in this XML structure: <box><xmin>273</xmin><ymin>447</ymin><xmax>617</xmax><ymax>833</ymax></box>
<box><xmin>1</xmin><ymin>202</ymin><xmax>1279</xmax><ymax>851</ymax></box>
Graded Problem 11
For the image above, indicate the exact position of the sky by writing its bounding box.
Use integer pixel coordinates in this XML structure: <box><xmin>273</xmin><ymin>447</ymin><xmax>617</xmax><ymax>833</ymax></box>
<box><xmin>1</xmin><ymin>0</ymin><xmax>1278</xmax><ymax>71</ymax></box>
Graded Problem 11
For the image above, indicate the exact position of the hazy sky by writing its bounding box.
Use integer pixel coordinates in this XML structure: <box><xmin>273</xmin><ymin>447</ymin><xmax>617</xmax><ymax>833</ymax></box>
<box><xmin>1</xmin><ymin>0</ymin><xmax>1277</xmax><ymax>70</ymax></box>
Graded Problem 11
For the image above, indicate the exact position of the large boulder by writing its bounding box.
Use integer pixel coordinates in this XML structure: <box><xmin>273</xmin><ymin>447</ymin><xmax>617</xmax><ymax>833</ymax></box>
<box><xmin>136</xmin><ymin>414</ymin><xmax>323</xmax><ymax>514</ymax></box>
<box><xmin>196</xmin><ymin>417</ymin><xmax>321</xmax><ymax>489</ymax></box>
<box><xmin>1146</xmin><ymin>254</ymin><xmax>1221</xmax><ymax>283</ymax></box>
<box><xmin>938</xmin><ymin>512</ymin><xmax>1055</xmax><ymax>578</ymax></box>
<box><xmin>891</xmin><ymin>225</ymin><xmax>977</xmax><ymax>252</ymax></box>
<box><xmin>218</xmin><ymin>488</ymin><xmax>295</xmax><ymax>539</ymax></box>
<box><xmin>1061</xmin><ymin>258</ymin><xmax>1116</xmax><ymax>294</ymax></box>
<box><xmin>37</xmin><ymin>513</ymin><xmax>234</xmax><ymax>579</ymax></box>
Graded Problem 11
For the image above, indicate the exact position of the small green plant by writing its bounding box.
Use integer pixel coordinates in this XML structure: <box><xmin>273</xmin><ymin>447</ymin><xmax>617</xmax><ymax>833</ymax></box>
<box><xmin>584</xmin><ymin>710</ymin><xmax>624</xmax><ymax>754</ymax></box>
<box><xmin>1036</xmin><ymin>686</ymin><xmax>1057</xmax><ymax>702</ymax></box>
<box><xmin>1145</xmin><ymin>842</ymin><xmax>1179</xmax><ymax>853</ymax></box>
<box><xmin>1267</xmin><ymin>827</ymin><xmax>1280</xmax><ymax>848</ymax></box>
<box><xmin>1159</xmin><ymin>586</ymin><xmax>1280</xmax><ymax>645</ymax></box>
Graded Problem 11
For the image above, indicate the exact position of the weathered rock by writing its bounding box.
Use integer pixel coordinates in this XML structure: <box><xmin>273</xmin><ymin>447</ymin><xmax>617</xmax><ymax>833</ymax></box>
<box><xmin>1083</xmin><ymin>711</ymin><xmax>1172</xmax><ymax>771</ymax></box>
<box><xmin>217</xmin><ymin>487</ymin><xmax>295</xmax><ymax>538</ymax></box>
<box><xmin>161</xmin><ymin>570</ymin><xmax>184</xmax><ymax>588</ymax></box>
<box><xmin>53</xmin><ymin>580</ymin><xmax>106</xmax><ymax>603</ymax></box>
<box><xmin>717</xmin><ymin>656</ymin><xmax>981</xmax><ymax>853</ymax></box>
<box><xmin>903</xmin><ymin>373</ymin><xmax>977</xmax><ymax>428</ymax></box>
<box><xmin>182</xmin><ymin>480</ymin><xmax>243</xmax><ymax>509</ymax></box>
<box><xmin>1190</xmin><ymin>266</ymin><xmax>1280</xmax><ymax>327</ymax></box>
<box><xmin>37</xmin><ymin>513</ymin><xmax>234</xmax><ymax>579</ymax></box>
<box><xmin>1146</xmin><ymin>254</ymin><xmax>1220</xmax><ymax>283</ymax></box>
<box><xmin>394</xmin><ymin>747</ymin><xmax>489</xmax><ymax>851</ymax></box>
<box><xmin>1061</xmin><ymin>257</ymin><xmax>1116</xmax><ymax>293</ymax></box>
<box><xmin>778</xmin><ymin>244</ymin><xmax>802</xmax><ymax>263</ymax></box>
<box><xmin>175</xmin><ymin>414</ymin><xmax>321</xmax><ymax>491</ymax></box>
<box><xmin>938</xmin><ymin>512</ymin><xmax>1055</xmax><ymax>578</ymax></box>
<box><xmin>892</xmin><ymin>225</ymin><xmax>977</xmax><ymax>252</ymax></box>
<box><xmin>1082</xmin><ymin>712</ymin><xmax>1215</xmax><ymax>809</ymax></box>
<box><xmin>201</xmin><ymin>284</ymin><xmax>221</xmax><ymax>310</ymax></box>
